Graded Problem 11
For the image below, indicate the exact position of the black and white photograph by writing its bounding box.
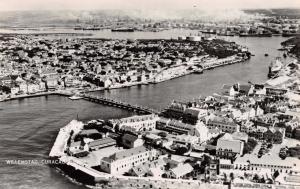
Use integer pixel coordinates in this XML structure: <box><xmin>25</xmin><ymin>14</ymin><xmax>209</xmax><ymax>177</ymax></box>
<box><xmin>0</xmin><ymin>0</ymin><xmax>300</xmax><ymax>188</ymax></box>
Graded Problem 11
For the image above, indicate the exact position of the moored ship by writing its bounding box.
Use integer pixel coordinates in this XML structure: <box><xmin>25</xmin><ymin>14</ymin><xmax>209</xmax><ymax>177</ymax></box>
<box><xmin>68</xmin><ymin>94</ymin><xmax>83</xmax><ymax>100</ymax></box>
<box><xmin>239</xmin><ymin>32</ymin><xmax>272</xmax><ymax>37</ymax></box>
<box><xmin>239</xmin><ymin>28</ymin><xmax>272</xmax><ymax>37</ymax></box>
<box><xmin>111</xmin><ymin>28</ymin><xmax>134</xmax><ymax>32</ymax></box>
<box><xmin>268</xmin><ymin>57</ymin><xmax>283</xmax><ymax>78</ymax></box>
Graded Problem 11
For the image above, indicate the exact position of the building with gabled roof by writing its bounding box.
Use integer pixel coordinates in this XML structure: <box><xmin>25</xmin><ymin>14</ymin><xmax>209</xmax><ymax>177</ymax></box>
<box><xmin>216</xmin><ymin>133</ymin><xmax>244</xmax><ymax>159</ymax></box>
<box><xmin>183</xmin><ymin>107</ymin><xmax>208</xmax><ymax>125</ymax></box>
<box><xmin>88</xmin><ymin>137</ymin><xmax>116</xmax><ymax>151</ymax></box>
<box><xmin>168</xmin><ymin>163</ymin><xmax>193</xmax><ymax>179</ymax></box>
<box><xmin>100</xmin><ymin>146</ymin><xmax>158</xmax><ymax>175</ymax></box>
<box><xmin>234</xmin><ymin>154</ymin><xmax>300</xmax><ymax>175</ymax></box>
<box><xmin>207</xmin><ymin>116</ymin><xmax>239</xmax><ymax>133</ymax></box>
<box><xmin>122</xmin><ymin>133</ymin><xmax>144</xmax><ymax>149</ymax></box>
<box><xmin>221</xmin><ymin>84</ymin><xmax>236</xmax><ymax>97</ymax></box>
<box><xmin>238</xmin><ymin>84</ymin><xmax>254</xmax><ymax>96</ymax></box>
<box><xmin>129</xmin><ymin>158</ymin><xmax>166</xmax><ymax>177</ymax></box>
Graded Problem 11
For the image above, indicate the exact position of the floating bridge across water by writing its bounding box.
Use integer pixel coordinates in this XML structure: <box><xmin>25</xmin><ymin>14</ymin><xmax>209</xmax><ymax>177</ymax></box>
<box><xmin>81</xmin><ymin>94</ymin><xmax>160</xmax><ymax>115</ymax></box>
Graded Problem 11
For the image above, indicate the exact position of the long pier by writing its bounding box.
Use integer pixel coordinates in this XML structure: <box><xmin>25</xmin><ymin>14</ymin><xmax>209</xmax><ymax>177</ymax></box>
<box><xmin>81</xmin><ymin>94</ymin><xmax>160</xmax><ymax>115</ymax></box>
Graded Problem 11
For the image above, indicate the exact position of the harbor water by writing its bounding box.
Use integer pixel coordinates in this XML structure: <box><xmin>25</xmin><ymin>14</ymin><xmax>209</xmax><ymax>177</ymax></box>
<box><xmin>0</xmin><ymin>30</ymin><xmax>293</xmax><ymax>189</ymax></box>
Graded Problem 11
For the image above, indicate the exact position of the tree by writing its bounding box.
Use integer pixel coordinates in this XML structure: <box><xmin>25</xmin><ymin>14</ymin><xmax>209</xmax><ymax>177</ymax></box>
<box><xmin>175</xmin><ymin>146</ymin><xmax>188</xmax><ymax>155</ymax></box>
<box><xmin>266</xmin><ymin>178</ymin><xmax>273</xmax><ymax>184</ymax></box>
<box><xmin>230</xmin><ymin>172</ymin><xmax>234</xmax><ymax>181</ymax></box>
<box><xmin>165</xmin><ymin>162</ymin><xmax>171</xmax><ymax>171</ymax></box>
<box><xmin>158</xmin><ymin>132</ymin><xmax>167</xmax><ymax>138</ymax></box>
<box><xmin>223</xmin><ymin>173</ymin><xmax>228</xmax><ymax>182</ymax></box>
<box><xmin>253</xmin><ymin>174</ymin><xmax>259</xmax><ymax>182</ymax></box>
<box><xmin>0</xmin><ymin>86</ymin><xmax>11</xmax><ymax>94</ymax></box>
<box><xmin>292</xmin><ymin>129</ymin><xmax>297</xmax><ymax>138</ymax></box>
<box><xmin>243</xmin><ymin>138</ymin><xmax>258</xmax><ymax>155</ymax></box>
<box><xmin>273</xmin><ymin>170</ymin><xmax>280</xmax><ymax>179</ymax></box>
<box><xmin>201</xmin><ymin>155</ymin><xmax>212</xmax><ymax>166</ymax></box>
<box><xmin>21</xmin><ymin>73</ymin><xmax>27</xmax><ymax>78</ymax></box>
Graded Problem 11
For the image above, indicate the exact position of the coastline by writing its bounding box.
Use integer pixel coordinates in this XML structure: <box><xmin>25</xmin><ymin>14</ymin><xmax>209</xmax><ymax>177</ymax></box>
<box><xmin>1</xmin><ymin>91</ymin><xmax>72</xmax><ymax>102</ymax></box>
<box><xmin>1</xmin><ymin>9</ymin><xmax>300</xmax><ymax>189</ymax></box>
<box><xmin>1</xmin><ymin>55</ymin><xmax>248</xmax><ymax>103</ymax></box>
<box><xmin>46</xmin><ymin>50</ymin><xmax>300</xmax><ymax>188</ymax></box>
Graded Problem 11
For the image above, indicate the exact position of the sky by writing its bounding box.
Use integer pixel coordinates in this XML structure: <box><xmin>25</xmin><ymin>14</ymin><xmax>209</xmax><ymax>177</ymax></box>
<box><xmin>0</xmin><ymin>0</ymin><xmax>300</xmax><ymax>11</ymax></box>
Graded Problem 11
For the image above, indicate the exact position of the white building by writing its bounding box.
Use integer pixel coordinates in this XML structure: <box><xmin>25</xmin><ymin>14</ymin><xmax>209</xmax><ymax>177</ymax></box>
<box><xmin>122</xmin><ymin>134</ymin><xmax>144</xmax><ymax>149</ymax></box>
<box><xmin>168</xmin><ymin>163</ymin><xmax>194</xmax><ymax>179</ymax></box>
<box><xmin>207</xmin><ymin>116</ymin><xmax>240</xmax><ymax>133</ymax></box>
<box><xmin>234</xmin><ymin>154</ymin><xmax>300</xmax><ymax>175</ymax></box>
<box><xmin>216</xmin><ymin>133</ymin><xmax>244</xmax><ymax>159</ymax></box>
<box><xmin>100</xmin><ymin>146</ymin><xmax>158</xmax><ymax>175</ymax></box>
<box><xmin>112</xmin><ymin>114</ymin><xmax>159</xmax><ymax>132</ymax></box>
<box><xmin>156</xmin><ymin>118</ymin><xmax>209</xmax><ymax>139</ymax></box>
<box><xmin>19</xmin><ymin>83</ymin><xmax>28</xmax><ymax>93</ymax></box>
<box><xmin>27</xmin><ymin>83</ymin><xmax>40</xmax><ymax>94</ymax></box>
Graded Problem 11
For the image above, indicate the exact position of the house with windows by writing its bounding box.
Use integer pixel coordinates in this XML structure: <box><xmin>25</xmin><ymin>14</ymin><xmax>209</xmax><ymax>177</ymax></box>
<box><xmin>250</xmin><ymin>126</ymin><xmax>285</xmax><ymax>143</ymax></box>
<box><xmin>221</xmin><ymin>84</ymin><xmax>236</xmax><ymax>97</ymax></box>
<box><xmin>88</xmin><ymin>137</ymin><xmax>116</xmax><ymax>151</ymax></box>
<box><xmin>234</xmin><ymin>154</ymin><xmax>300</xmax><ymax>175</ymax></box>
<box><xmin>100</xmin><ymin>146</ymin><xmax>158</xmax><ymax>175</ymax></box>
<box><xmin>238</xmin><ymin>84</ymin><xmax>254</xmax><ymax>96</ymax></box>
<box><xmin>207</xmin><ymin>116</ymin><xmax>239</xmax><ymax>133</ymax></box>
<box><xmin>162</xmin><ymin>101</ymin><xmax>188</xmax><ymax>119</ymax></box>
<box><xmin>110</xmin><ymin>114</ymin><xmax>158</xmax><ymax>132</ymax></box>
<box><xmin>183</xmin><ymin>107</ymin><xmax>208</xmax><ymax>125</ymax></box>
<box><xmin>168</xmin><ymin>163</ymin><xmax>194</xmax><ymax>179</ymax></box>
<box><xmin>122</xmin><ymin>133</ymin><xmax>144</xmax><ymax>149</ymax></box>
<box><xmin>216</xmin><ymin>133</ymin><xmax>244</xmax><ymax>159</ymax></box>
<box><xmin>128</xmin><ymin>158</ymin><xmax>166</xmax><ymax>177</ymax></box>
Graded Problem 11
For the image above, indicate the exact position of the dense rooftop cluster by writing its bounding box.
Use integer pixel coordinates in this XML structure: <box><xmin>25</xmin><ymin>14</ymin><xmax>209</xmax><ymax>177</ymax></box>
<box><xmin>0</xmin><ymin>35</ymin><xmax>246</xmax><ymax>97</ymax></box>
<box><xmin>49</xmin><ymin>57</ymin><xmax>300</xmax><ymax>187</ymax></box>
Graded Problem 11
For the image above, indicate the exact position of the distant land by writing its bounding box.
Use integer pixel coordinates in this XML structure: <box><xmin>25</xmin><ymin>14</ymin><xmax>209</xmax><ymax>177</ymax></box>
<box><xmin>244</xmin><ymin>8</ymin><xmax>300</xmax><ymax>19</ymax></box>
<box><xmin>0</xmin><ymin>8</ymin><xmax>299</xmax><ymax>28</ymax></box>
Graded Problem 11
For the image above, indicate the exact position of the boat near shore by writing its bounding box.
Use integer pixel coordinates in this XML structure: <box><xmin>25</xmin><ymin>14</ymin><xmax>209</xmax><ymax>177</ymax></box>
<box><xmin>111</xmin><ymin>28</ymin><xmax>134</xmax><ymax>32</ymax></box>
<box><xmin>68</xmin><ymin>95</ymin><xmax>83</xmax><ymax>100</ymax></box>
<box><xmin>239</xmin><ymin>33</ymin><xmax>272</xmax><ymax>37</ymax></box>
<box><xmin>268</xmin><ymin>57</ymin><xmax>283</xmax><ymax>78</ymax></box>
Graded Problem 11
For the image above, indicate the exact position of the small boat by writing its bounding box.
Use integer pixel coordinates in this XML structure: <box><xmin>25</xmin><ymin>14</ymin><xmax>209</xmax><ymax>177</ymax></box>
<box><xmin>278</xmin><ymin>48</ymin><xmax>287</xmax><ymax>51</ymax></box>
<box><xmin>68</xmin><ymin>95</ymin><xmax>83</xmax><ymax>100</ymax></box>
<box><xmin>265</xmin><ymin>53</ymin><xmax>269</xmax><ymax>57</ymax></box>
<box><xmin>194</xmin><ymin>69</ymin><xmax>203</xmax><ymax>74</ymax></box>
<box><xmin>283</xmin><ymin>53</ymin><xmax>287</xmax><ymax>58</ymax></box>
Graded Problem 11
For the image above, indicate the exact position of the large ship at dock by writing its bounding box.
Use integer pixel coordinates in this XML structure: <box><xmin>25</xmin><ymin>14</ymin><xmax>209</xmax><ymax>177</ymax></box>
<box><xmin>111</xmin><ymin>28</ymin><xmax>134</xmax><ymax>32</ymax></box>
<box><xmin>74</xmin><ymin>25</ymin><xmax>102</xmax><ymax>30</ymax></box>
<box><xmin>239</xmin><ymin>28</ymin><xmax>272</xmax><ymax>37</ymax></box>
<box><xmin>268</xmin><ymin>57</ymin><xmax>283</xmax><ymax>78</ymax></box>
<box><xmin>239</xmin><ymin>32</ymin><xmax>272</xmax><ymax>37</ymax></box>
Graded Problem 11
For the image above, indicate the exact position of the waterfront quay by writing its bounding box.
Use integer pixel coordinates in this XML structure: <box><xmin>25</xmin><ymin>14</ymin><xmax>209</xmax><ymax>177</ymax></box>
<box><xmin>49</xmin><ymin>54</ymin><xmax>300</xmax><ymax>189</ymax></box>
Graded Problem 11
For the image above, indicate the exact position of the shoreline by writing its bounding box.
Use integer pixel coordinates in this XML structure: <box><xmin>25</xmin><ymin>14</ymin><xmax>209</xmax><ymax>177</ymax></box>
<box><xmin>1</xmin><ymin>55</ymin><xmax>249</xmax><ymax>103</ymax></box>
<box><xmin>0</xmin><ymin>27</ymin><xmax>298</xmax><ymax>38</ymax></box>
<box><xmin>1</xmin><ymin>91</ymin><xmax>72</xmax><ymax>102</ymax></box>
<box><xmin>47</xmin><ymin>52</ymin><xmax>300</xmax><ymax>188</ymax></box>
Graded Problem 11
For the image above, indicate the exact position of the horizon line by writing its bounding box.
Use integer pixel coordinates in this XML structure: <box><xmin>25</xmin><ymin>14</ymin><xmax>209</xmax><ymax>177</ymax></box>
<box><xmin>0</xmin><ymin>7</ymin><xmax>300</xmax><ymax>12</ymax></box>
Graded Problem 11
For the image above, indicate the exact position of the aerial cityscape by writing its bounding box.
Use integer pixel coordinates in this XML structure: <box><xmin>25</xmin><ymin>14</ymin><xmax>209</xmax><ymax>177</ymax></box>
<box><xmin>0</xmin><ymin>1</ymin><xmax>300</xmax><ymax>189</ymax></box>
